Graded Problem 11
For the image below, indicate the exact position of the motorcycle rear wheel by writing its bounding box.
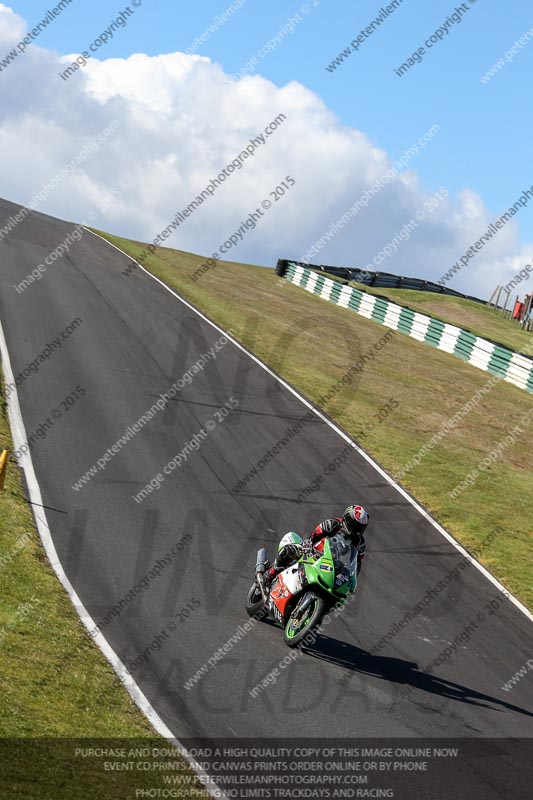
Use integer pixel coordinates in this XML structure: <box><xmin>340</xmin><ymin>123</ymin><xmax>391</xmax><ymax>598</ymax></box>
<box><xmin>245</xmin><ymin>581</ymin><xmax>265</xmax><ymax>618</ymax></box>
<box><xmin>284</xmin><ymin>594</ymin><xmax>325</xmax><ymax>648</ymax></box>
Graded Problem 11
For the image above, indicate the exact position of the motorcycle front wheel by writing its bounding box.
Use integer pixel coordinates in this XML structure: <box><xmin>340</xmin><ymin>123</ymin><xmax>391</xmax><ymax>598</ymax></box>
<box><xmin>284</xmin><ymin>593</ymin><xmax>325</xmax><ymax>648</ymax></box>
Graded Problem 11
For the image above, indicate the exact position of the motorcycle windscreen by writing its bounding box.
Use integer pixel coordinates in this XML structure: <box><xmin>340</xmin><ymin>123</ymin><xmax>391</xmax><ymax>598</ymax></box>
<box><xmin>328</xmin><ymin>534</ymin><xmax>358</xmax><ymax>588</ymax></box>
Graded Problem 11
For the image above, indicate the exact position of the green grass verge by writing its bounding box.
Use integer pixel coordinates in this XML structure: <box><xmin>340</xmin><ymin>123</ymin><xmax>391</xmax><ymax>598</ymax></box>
<box><xmin>0</xmin><ymin>380</ymin><xmax>208</xmax><ymax>797</ymax></box>
<box><xmin>95</xmin><ymin>230</ymin><xmax>532</xmax><ymax>610</ymax></box>
<box><xmin>347</xmin><ymin>281</ymin><xmax>532</xmax><ymax>356</ymax></box>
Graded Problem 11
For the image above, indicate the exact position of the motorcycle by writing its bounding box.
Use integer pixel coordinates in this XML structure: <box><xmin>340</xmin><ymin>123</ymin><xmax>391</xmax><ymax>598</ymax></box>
<box><xmin>245</xmin><ymin>532</ymin><xmax>358</xmax><ymax>647</ymax></box>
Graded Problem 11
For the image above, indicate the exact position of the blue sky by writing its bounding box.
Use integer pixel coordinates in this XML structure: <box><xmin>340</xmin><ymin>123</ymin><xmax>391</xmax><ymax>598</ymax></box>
<box><xmin>2</xmin><ymin>0</ymin><xmax>532</xmax><ymax>295</ymax></box>
<box><xmin>11</xmin><ymin>0</ymin><xmax>533</xmax><ymax>237</ymax></box>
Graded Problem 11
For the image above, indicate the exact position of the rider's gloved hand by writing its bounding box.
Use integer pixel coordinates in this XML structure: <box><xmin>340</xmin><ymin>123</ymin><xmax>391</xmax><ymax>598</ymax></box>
<box><xmin>301</xmin><ymin>538</ymin><xmax>316</xmax><ymax>556</ymax></box>
<box><xmin>277</xmin><ymin>543</ymin><xmax>303</xmax><ymax>565</ymax></box>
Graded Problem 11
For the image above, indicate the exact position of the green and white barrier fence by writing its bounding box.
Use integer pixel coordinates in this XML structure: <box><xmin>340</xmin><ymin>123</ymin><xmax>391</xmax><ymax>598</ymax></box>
<box><xmin>280</xmin><ymin>261</ymin><xmax>533</xmax><ymax>394</ymax></box>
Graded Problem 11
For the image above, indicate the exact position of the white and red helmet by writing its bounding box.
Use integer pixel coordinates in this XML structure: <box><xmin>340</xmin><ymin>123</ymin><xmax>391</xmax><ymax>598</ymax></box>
<box><xmin>342</xmin><ymin>505</ymin><xmax>369</xmax><ymax>539</ymax></box>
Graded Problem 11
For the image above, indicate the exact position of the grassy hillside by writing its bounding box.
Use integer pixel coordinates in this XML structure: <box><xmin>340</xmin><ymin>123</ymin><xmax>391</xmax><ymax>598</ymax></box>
<box><xmin>0</xmin><ymin>383</ymin><xmax>207</xmax><ymax>797</ymax></box>
<box><xmin>95</xmin><ymin>230</ymin><xmax>532</xmax><ymax>610</ymax></box>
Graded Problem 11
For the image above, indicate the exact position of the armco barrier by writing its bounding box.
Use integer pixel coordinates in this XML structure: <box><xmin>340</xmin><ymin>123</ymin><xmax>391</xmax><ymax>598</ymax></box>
<box><xmin>279</xmin><ymin>261</ymin><xmax>533</xmax><ymax>393</ymax></box>
<box><xmin>278</xmin><ymin>260</ymin><xmax>487</xmax><ymax>304</ymax></box>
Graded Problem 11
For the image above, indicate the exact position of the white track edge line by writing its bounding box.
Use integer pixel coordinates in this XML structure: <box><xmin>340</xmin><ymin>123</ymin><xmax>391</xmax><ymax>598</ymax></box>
<box><xmin>85</xmin><ymin>228</ymin><xmax>533</xmax><ymax>623</ymax></box>
<box><xmin>0</xmin><ymin>318</ymin><xmax>230</xmax><ymax>800</ymax></box>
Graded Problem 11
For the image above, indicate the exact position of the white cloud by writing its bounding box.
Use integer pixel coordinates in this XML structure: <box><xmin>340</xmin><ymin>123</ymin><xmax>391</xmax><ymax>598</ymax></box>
<box><xmin>0</xmin><ymin>3</ymin><xmax>530</xmax><ymax>299</ymax></box>
<box><xmin>0</xmin><ymin>2</ymin><xmax>24</xmax><ymax>41</ymax></box>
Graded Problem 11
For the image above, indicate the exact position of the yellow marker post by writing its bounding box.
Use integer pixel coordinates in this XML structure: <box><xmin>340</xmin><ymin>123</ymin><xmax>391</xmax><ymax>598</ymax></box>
<box><xmin>0</xmin><ymin>449</ymin><xmax>8</xmax><ymax>491</ymax></box>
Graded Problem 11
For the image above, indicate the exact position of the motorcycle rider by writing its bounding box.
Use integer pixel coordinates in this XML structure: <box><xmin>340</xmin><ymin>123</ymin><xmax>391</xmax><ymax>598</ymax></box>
<box><xmin>262</xmin><ymin>504</ymin><xmax>369</xmax><ymax>588</ymax></box>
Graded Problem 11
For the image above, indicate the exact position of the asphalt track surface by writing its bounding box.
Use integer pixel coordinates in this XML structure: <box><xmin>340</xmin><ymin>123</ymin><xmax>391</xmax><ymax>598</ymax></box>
<box><xmin>1</xmin><ymin>199</ymin><xmax>532</xmax><ymax>767</ymax></box>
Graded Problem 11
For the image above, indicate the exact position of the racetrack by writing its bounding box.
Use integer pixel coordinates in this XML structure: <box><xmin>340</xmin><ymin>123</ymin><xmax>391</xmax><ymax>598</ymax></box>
<box><xmin>1</xmin><ymin>198</ymin><xmax>532</xmax><ymax>755</ymax></box>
